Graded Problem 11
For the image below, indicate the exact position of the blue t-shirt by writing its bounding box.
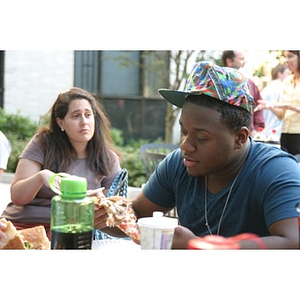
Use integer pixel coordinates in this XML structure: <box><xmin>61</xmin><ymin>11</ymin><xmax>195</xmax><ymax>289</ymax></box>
<box><xmin>143</xmin><ymin>139</ymin><xmax>300</xmax><ymax>237</ymax></box>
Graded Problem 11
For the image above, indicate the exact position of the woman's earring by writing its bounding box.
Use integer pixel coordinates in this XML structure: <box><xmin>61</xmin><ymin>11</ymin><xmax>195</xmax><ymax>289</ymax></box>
<box><xmin>61</xmin><ymin>128</ymin><xmax>64</xmax><ymax>132</ymax></box>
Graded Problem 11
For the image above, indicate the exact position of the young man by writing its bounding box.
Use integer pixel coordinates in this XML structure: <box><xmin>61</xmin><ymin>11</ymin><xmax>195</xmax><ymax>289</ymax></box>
<box><xmin>135</xmin><ymin>61</ymin><xmax>300</xmax><ymax>249</ymax></box>
<box><xmin>94</xmin><ymin>61</ymin><xmax>300</xmax><ymax>249</ymax></box>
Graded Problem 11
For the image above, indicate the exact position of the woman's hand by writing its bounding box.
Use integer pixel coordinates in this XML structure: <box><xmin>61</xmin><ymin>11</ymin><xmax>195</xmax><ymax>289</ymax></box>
<box><xmin>40</xmin><ymin>169</ymin><xmax>56</xmax><ymax>188</ymax></box>
<box><xmin>254</xmin><ymin>99</ymin><xmax>269</xmax><ymax>112</ymax></box>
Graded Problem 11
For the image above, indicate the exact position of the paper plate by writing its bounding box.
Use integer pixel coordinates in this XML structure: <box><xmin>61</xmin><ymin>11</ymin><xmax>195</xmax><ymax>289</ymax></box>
<box><xmin>92</xmin><ymin>239</ymin><xmax>140</xmax><ymax>251</ymax></box>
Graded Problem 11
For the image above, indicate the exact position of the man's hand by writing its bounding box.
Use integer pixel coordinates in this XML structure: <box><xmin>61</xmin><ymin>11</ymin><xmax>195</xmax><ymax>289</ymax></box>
<box><xmin>171</xmin><ymin>225</ymin><xmax>197</xmax><ymax>249</ymax></box>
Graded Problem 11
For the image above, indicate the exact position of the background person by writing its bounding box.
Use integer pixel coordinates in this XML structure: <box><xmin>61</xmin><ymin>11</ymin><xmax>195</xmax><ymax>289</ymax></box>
<box><xmin>256</xmin><ymin>50</ymin><xmax>300</xmax><ymax>155</ymax></box>
<box><xmin>260</xmin><ymin>63</ymin><xmax>289</xmax><ymax>138</ymax></box>
<box><xmin>1</xmin><ymin>87</ymin><xmax>122</xmax><ymax>239</ymax></box>
<box><xmin>0</xmin><ymin>130</ymin><xmax>11</xmax><ymax>179</ymax></box>
<box><xmin>221</xmin><ymin>50</ymin><xmax>265</xmax><ymax>136</ymax></box>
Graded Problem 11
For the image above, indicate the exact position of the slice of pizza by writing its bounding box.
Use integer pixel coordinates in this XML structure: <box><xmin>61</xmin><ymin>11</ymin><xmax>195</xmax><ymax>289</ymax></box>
<box><xmin>96</xmin><ymin>195</ymin><xmax>140</xmax><ymax>241</ymax></box>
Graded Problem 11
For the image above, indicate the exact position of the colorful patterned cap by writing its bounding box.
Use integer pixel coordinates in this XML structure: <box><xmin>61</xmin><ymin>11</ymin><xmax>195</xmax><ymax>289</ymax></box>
<box><xmin>159</xmin><ymin>61</ymin><xmax>254</xmax><ymax>113</ymax></box>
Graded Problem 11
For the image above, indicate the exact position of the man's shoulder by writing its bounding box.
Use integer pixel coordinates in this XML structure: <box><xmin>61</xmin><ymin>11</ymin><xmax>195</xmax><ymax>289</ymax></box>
<box><xmin>250</xmin><ymin>141</ymin><xmax>298</xmax><ymax>169</ymax></box>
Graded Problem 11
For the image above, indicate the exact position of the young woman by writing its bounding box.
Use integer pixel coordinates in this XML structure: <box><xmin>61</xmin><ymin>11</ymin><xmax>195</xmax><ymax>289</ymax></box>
<box><xmin>1</xmin><ymin>87</ymin><xmax>122</xmax><ymax>238</ymax></box>
<box><xmin>256</xmin><ymin>50</ymin><xmax>300</xmax><ymax>154</ymax></box>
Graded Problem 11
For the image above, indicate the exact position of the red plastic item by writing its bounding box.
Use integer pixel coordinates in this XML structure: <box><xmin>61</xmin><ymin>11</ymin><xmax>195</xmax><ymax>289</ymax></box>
<box><xmin>188</xmin><ymin>233</ymin><xmax>266</xmax><ymax>249</ymax></box>
<box><xmin>257</xmin><ymin>127</ymin><xmax>264</xmax><ymax>132</ymax></box>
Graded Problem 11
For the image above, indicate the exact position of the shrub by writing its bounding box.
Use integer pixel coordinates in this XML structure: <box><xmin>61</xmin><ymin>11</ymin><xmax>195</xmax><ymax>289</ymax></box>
<box><xmin>112</xmin><ymin>132</ymin><xmax>164</xmax><ymax>187</ymax></box>
<box><xmin>0</xmin><ymin>109</ymin><xmax>38</xmax><ymax>140</ymax></box>
<box><xmin>110</xmin><ymin>128</ymin><xmax>149</xmax><ymax>187</ymax></box>
<box><xmin>0</xmin><ymin>110</ymin><xmax>158</xmax><ymax>187</ymax></box>
<box><xmin>110</xmin><ymin>127</ymin><xmax>124</xmax><ymax>147</ymax></box>
<box><xmin>119</xmin><ymin>140</ymin><xmax>148</xmax><ymax>187</ymax></box>
<box><xmin>0</xmin><ymin>109</ymin><xmax>38</xmax><ymax>173</ymax></box>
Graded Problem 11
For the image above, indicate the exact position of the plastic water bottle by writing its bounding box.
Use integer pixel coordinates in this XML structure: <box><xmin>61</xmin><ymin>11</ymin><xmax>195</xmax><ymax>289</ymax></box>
<box><xmin>50</xmin><ymin>174</ymin><xmax>94</xmax><ymax>249</ymax></box>
<box><xmin>266</xmin><ymin>129</ymin><xmax>280</xmax><ymax>144</ymax></box>
<box><xmin>253</xmin><ymin>127</ymin><xmax>266</xmax><ymax>142</ymax></box>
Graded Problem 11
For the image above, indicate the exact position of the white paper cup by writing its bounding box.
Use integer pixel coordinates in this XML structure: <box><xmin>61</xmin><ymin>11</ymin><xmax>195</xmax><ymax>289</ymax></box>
<box><xmin>137</xmin><ymin>212</ymin><xmax>178</xmax><ymax>250</ymax></box>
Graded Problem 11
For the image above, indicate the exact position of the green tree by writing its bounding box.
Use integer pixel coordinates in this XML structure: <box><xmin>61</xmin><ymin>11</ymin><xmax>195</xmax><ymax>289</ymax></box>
<box><xmin>164</xmin><ymin>50</ymin><xmax>222</xmax><ymax>143</ymax></box>
<box><xmin>109</xmin><ymin>50</ymin><xmax>222</xmax><ymax>143</ymax></box>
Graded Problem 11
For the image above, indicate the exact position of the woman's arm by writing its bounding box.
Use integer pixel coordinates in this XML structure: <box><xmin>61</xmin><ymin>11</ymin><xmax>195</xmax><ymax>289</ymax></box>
<box><xmin>10</xmin><ymin>158</ymin><xmax>55</xmax><ymax>206</ymax></box>
<box><xmin>254</xmin><ymin>100</ymin><xmax>286</xmax><ymax>120</ymax></box>
<box><xmin>280</xmin><ymin>104</ymin><xmax>300</xmax><ymax>113</ymax></box>
<box><xmin>267</xmin><ymin>106</ymin><xmax>285</xmax><ymax>120</ymax></box>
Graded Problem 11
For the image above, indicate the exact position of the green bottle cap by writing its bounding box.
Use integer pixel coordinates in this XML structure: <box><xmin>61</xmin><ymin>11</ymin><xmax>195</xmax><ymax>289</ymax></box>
<box><xmin>60</xmin><ymin>176</ymin><xmax>87</xmax><ymax>199</ymax></box>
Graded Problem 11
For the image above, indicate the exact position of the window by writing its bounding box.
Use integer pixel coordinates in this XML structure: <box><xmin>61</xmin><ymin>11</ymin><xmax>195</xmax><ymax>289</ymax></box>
<box><xmin>100</xmin><ymin>51</ymin><xmax>141</xmax><ymax>96</ymax></box>
<box><xmin>74</xmin><ymin>50</ymin><xmax>170</xmax><ymax>141</ymax></box>
<box><xmin>0</xmin><ymin>51</ymin><xmax>4</xmax><ymax>108</ymax></box>
<box><xmin>74</xmin><ymin>51</ymin><xmax>100</xmax><ymax>94</ymax></box>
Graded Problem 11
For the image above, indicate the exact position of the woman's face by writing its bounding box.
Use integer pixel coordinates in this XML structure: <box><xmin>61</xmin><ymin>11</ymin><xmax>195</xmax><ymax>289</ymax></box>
<box><xmin>284</xmin><ymin>51</ymin><xmax>298</xmax><ymax>73</ymax></box>
<box><xmin>56</xmin><ymin>99</ymin><xmax>95</xmax><ymax>147</ymax></box>
<box><xmin>179</xmin><ymin>102</ymin><xmax>239</xmax><ymax>178</ymax></box>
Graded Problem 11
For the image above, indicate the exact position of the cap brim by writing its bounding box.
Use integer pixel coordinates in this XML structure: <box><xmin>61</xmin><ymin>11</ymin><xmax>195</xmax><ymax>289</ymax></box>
<box><xmin>158</xmin><ymin>89</ymin><xmax>188</xmax><ymax>108</ymax></box>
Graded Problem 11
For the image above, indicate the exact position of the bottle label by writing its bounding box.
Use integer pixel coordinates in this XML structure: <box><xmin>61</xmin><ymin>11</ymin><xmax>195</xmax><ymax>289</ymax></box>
<box><xmin>51</xmin><ymin>230</ymin><xmax>93</xmax><ymax>249</ymax></box>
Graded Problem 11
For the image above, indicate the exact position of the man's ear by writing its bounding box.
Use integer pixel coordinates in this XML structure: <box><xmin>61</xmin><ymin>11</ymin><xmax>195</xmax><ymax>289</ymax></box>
<box><xmin>226</xmin><ymin>57</ymin><xmax>232</xmax><ymax>67</ymax></box>
<box><xmin>235</xmin><ymin>126</ymin><xmax>249</xmax><ymax>149</ymax></box>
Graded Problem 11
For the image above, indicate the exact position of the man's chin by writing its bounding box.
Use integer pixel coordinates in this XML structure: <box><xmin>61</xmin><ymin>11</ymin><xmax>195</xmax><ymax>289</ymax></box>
<box><xmin>186</xmin><ymin>169</ymin><xmax>203</xmax><ymax>178</ymax></box>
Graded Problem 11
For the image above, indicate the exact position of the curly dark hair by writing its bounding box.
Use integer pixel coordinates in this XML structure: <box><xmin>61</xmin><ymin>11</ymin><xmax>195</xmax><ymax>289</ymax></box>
<box><xmin>221</xmin><ymin>51</ymin><xmax>236</xmax><ymax>66</ymax></box>
<box><xmin>185</xmin><ymin>94</ymin><xmax>252</xmax><ymax>132</ymax></box>
<box><xmin>37</xmin><ymin>87</ymin><xmax>121</xmax><ymax>177</ymax></box>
